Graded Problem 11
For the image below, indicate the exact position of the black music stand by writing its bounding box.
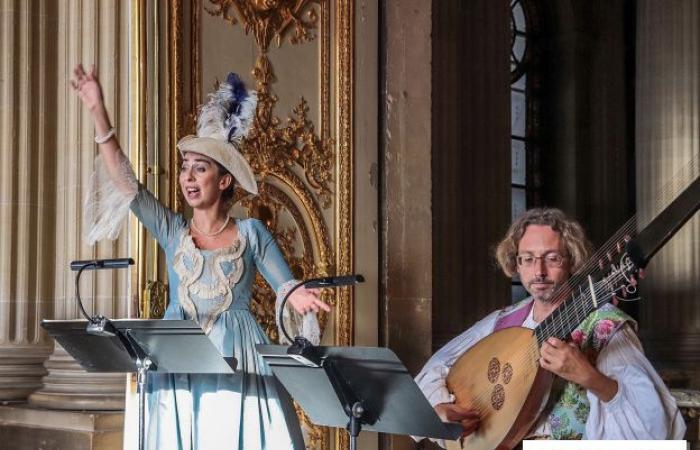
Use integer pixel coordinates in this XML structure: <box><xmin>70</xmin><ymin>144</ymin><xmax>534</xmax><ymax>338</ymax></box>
<box><xmin>42</xmin><ymin>319</ymin><xmax>236</xmax><ymax>450</ymax></box>
<box><xmin>256</xmin><ymin>344</ymin><xmax>461</xmax><ymax>450</ymax></box>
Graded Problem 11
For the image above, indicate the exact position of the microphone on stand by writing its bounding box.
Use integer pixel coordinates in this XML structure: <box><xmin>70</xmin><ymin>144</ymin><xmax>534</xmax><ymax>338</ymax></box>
<box><xmin>71</xmin><ymin>258</ymin><xmax>134</xmax><ymax>271</ymax></box>
<box><xmin>279</xmin><ymin>274</ymin><xmax>365</xmax><ymax>367</ymax></box>
<box><xmin>303</xmin><ymin>275</ymin><xmax>365</xmax><ymax>289</ymax></box>
<box><xmin>71</xmin><ymin>258</ymin><xmax>134</xmax><ymax>336</ymax></box>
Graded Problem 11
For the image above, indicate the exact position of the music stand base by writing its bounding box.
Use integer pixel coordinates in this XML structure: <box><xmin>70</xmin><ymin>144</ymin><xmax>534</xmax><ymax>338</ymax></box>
<box><xmin>137</xmin><ymin>358</ymin><xmax>153</xmax><ymax>450</ymax></box>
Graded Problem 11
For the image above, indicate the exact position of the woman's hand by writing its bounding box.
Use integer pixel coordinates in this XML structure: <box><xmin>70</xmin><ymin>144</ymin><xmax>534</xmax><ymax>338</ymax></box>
<box><xmin>287</xmin><ymin>287</ymin><xmax>331</xmax><ymax>315</ymax></box>
<box><xmin>70</xmin><ymin>64</ymin><xmax>104</xmax><ymax>113</ymax></box>
<box><xmin>70</xmin><ymin>63</ymin><xmax>115</xmax><ymax>146</ymax></box>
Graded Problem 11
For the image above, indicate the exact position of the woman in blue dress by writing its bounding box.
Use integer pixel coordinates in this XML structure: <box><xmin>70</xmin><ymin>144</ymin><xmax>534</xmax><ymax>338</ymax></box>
<box><xmin>71</xmin><ymin>63</ymin><xmax>330</xmax><ymax>450</ymax></box>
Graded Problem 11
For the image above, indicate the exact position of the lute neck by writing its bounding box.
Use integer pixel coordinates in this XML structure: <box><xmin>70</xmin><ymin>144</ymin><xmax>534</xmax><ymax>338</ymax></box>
<box><xmin>532</xmin><ymin>264</ymin><xmax>632</xmax><ymax>345</ymax></box>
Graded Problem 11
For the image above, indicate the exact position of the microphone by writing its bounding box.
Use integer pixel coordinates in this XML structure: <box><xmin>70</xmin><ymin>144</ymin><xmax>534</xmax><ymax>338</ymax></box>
<box><xmin>71</xmin><ymin>258</ymin><xmax>134</xmax><ymax>336</ymax></box>
<box><xmin>303</xmin><ymin>274</ymin><xmax>365</xmax><ymax>289</ymax></box>
<box><xmin>70</xmin><ymin>258</ymin><xmax>134</xmax><ymax>271</ymax></box>
<box><xmin>280</xmin><ymin>274</ymin><xmax>364</xmax><ymax>367</ymax></box>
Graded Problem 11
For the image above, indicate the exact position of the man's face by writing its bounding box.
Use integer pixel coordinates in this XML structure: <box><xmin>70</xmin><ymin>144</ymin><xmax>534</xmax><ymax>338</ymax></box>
<box><xmin>516</xmin><ymin>224</ymin><xmax>572</xmax><ymax>303</ymax></box>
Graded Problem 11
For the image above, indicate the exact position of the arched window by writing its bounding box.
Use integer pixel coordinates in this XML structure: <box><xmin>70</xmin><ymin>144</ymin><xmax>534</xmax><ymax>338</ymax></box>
<box><xmin>511</xmin><ymin>0</ymin><xmax>541</xmax><ymax>302</ymax></box>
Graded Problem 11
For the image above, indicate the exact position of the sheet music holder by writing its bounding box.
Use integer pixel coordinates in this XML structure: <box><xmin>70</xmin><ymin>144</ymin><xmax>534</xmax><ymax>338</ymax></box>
<box><xmin>42</xmin><ymin>319</ymin><xmax>236</xmax><ymax>450</ymax></box>
<box><xmin>256</xmin><ymin>344</ymin><xmax>461</xmax><ymax>450</ymax></box>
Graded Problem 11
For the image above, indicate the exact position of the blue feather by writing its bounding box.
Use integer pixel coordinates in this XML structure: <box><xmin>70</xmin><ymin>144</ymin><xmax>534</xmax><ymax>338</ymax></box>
<box><xmin>224</xmin><ymin>72</ymin><xmax>249</xmax><ymax>142</ymax></box>
<box><xmin>226</xmin><ymin>73</ymin><xmax>248</xmax><ymax>111</ymax></box>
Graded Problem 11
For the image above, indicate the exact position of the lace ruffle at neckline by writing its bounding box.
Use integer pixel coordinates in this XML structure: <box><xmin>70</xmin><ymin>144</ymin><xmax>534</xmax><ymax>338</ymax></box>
<box><xmin>173</xmin><ymin>229</ymin><xmax>247</xmax><ymax>334</ymax></box>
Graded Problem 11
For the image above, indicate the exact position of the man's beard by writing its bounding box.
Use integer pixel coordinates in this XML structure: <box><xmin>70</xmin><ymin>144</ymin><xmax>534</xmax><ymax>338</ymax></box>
<box><xmin>527</xmin><ymin>276</ymin><xmax>560</xmax><ymax>303</ymax></box>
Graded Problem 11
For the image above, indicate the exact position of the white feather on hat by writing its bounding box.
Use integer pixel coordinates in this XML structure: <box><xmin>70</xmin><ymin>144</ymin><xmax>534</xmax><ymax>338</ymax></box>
<box><xmin>177</xmin><ymin>73</ymin><xmax>258</xmax><ymax>195</ymax></box>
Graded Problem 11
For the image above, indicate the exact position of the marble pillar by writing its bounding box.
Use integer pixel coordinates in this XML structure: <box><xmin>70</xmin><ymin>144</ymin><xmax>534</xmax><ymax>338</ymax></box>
<box><xmin>27</xmin><ymin>0</ymin><xmax>132</xmax><ymax>411</ymax></box>
<box><xmin>0</xmin><ymin>0</ymin><xmax>56</xmax><ymax>402</ymax></box>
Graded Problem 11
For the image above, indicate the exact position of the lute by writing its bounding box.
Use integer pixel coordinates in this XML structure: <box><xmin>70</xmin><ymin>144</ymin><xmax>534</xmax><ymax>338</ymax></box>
<box><xmin>444</xmin><ymin>169</ymin><xmax>700</xmax><ymax>450</ymax></box>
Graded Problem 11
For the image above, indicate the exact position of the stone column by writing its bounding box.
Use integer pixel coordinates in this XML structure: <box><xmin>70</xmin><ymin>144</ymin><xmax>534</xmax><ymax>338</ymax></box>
<box><xmin>381</xmin><ymin>0</ymin><xmax>433</xmax><ymax>376</ymax></box>
<box><xmin>636</xmin><ymin>0</ymin><xmax>700</xmax><ymax>378</ymax></box>
<box><xmin>0</xmin><ymin>0</ymin><xmax>55</xmax><ymax>401</ymax></box>
<box><xmin>28</xmin><ymin>0</ymin><xmax>132</xmax><ymax>410</ymax></box>
<box><xmin>380</xmin><ymin>2</ymin><xmax>433</xmax><ymax>449</ymax></box>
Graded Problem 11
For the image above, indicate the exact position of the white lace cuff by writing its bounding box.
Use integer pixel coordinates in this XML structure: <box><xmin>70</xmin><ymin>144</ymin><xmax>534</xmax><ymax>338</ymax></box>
<box><xmin>83</xmin><ymin>153</ymin><xmax>138</xmax><ymax>245</ymax></box>
<box><xmin>275</xmin><ymin>279</ymin><xmax>321</xmax><ymax>345</ymax></box>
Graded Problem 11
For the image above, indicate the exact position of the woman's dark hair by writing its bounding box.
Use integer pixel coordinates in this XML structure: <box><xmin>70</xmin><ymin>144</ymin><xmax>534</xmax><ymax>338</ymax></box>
<box><xmin>215</xmin><ymin>162</ymin><xmax>237</xmax><ymax>207</ymax></box>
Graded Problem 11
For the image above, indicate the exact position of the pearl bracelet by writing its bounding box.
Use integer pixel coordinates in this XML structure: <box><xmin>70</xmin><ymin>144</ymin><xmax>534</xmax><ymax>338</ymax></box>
<box><xmin>95</xmin><ymin>127</ymin><xmax>116</xmax><ymax>144</ymax></box>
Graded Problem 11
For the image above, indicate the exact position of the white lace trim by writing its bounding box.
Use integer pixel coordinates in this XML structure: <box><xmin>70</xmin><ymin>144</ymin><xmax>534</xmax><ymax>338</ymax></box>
<box><xmin>172</xmin><ymin>230</ymin><xmax>246</xmax><ymax>334</ymax></box>
<box><xmin>173</xmin><ymin>234</ymin><xmax>204</xmax><ymax>327</ymax></box>
<box><xmin>275</xmin><ymin>279</ymin><xmax>321</xmax><ymax>345</ymax></box>
<box><xmin>83</xmin><ymin>153</ymin><xmax>138</xmax><ymax>245</ymax></box>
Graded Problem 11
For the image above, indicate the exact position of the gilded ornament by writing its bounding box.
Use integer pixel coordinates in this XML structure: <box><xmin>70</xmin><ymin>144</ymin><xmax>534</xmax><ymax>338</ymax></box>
<box><xmin>142</xmin><ymin>280</ymin><xmax>168</xmax><ymax>319</ymax></box>
<box><xmin>334</xmin><ymin>2</ymin><xmax>353</xmax><ymax>448</ymax></box>
<box><xmin>205</xmin><ymin>0</ymin><xmax>321</xmax><ymax>52</ymax></box>
<box><xmin>243</xmin><ymin>55</ymin><xmax>335</xmax><ymax>208</ymax></box>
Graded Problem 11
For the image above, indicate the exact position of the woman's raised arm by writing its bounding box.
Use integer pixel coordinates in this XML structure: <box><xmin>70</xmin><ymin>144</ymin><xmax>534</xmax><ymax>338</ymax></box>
<box><xmin>71</xmin><ymin>63</ymin><xmax>139</xmax><ymax>244</ymax></box>
<box><xmin>71</xmin><ymin>63</ymin><xmax>133</xmax><ymax>193</ymax></box>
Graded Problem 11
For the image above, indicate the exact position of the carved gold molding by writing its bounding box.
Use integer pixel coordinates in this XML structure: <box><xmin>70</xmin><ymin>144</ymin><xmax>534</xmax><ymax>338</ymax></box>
<box><xmin>335</xmin><ymin>0</ymin><xmax>353</xmax><ymax>347</ymax></box>
<box><xmin>141</xmin><ymin>280</ymin><xmax>168</xmax><ymax>319</ymax></box>
<box><xmin>205</xmin><ymin>0</ymin><xmax>322</xmax><ymax>52</ymax></box>
<box><xmin>130</xmin><ymin>0</ymin><xmax>148</xmax><ymax>318</ymax></box>
<box><xmin>334</xmin><ymin>4</ymin><xmax>353</xmax><ymax>449</ymax></box>
<box><xmin>246</xmin><ymin>55</ymin><xmax>335</xmax><ymax>210</ymax></box>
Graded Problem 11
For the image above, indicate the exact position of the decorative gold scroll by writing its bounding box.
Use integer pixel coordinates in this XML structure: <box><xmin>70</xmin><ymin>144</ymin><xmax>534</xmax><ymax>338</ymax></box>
<box><xmin>204</xmin><ymin>0</ymin><xmax>322</xmax><ymax>52</ymax></box>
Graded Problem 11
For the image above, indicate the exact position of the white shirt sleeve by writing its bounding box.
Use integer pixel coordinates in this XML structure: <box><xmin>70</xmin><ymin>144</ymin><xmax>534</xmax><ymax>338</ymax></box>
<box><xmin>412</xmin><ymin>310</ymin><xmax>502</xmax><ymax>447</ymax></box>
<box><xmin>415</xmin><ymin>310</ymin><xmax>501</xmax><ymax>407</ymax></box>
<box><xmin>585</xmin><ymin>324</ymin><xmax>687</xmax><ymax>439</ymax></box>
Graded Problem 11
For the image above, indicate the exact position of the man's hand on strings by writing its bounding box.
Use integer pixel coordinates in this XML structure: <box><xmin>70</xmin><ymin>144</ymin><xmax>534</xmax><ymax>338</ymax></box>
<box><xmin>539</xmin><ymin>337</ymin><xmax>593</xmax><ymax>384</ymax></box>
<box><xmin>434</xmin><ymin>403</ymin><xmax>480</xmax><ymax>438</ymax></box>
<box><xmin>539</xmin><ymin>337</ymin><xmax>618</xmax><ymax>401</ymax></box>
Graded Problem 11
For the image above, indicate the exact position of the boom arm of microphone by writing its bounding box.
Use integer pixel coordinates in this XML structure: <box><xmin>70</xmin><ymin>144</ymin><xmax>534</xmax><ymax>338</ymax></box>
<box><xmin>303</xmin><ymin>274</ymin><xmax>365</xmax><ymax>289</ymax></box>
<box><xmin>71</xmin><ymin>258</ymin><xmax>134</xmax><ymax>336</ymax></box>
<box><xmin>71</xmin><ymin>258</ymin><xmax>135</xmax><ymax>271</ymax></box>
<box><xmin>278</xmin><ymin>274</ymin><xmax>364</xmax><ymax>367</ymax></box>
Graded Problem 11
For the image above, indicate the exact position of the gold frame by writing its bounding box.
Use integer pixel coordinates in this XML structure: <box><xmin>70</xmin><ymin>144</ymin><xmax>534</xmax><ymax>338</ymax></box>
<box><xmin>131</xmin><ymin>0</ymin><xmax>173</xmax><ymax>319</ymax></box>
<box><xmin>334</xmin><ymin>5</ymin><xmax>354</xmax><ymax>448</ymax></box>
<box><xmin>129</xmin><ymin>0</ymin><xmax>148</xmax><ymax>316</ymax></box>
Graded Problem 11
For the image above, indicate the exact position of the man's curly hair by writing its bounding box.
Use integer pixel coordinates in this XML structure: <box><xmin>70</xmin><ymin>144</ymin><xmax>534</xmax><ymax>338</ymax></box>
<box><xmin>495</xmin><ymin>208</ymin><xmax>593</xmax><ymax>277</ymax></box>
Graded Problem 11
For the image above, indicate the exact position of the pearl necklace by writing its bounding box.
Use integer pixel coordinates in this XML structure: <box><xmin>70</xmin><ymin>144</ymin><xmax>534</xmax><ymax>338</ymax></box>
<box><xmin>190</xmin><ymin>216</ymin><xmax>230</xmax><ymax>237</ymax></box>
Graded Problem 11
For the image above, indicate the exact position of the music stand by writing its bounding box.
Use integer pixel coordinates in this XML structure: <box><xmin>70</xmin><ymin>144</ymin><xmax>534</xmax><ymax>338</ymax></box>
<box><xmin>42</xmin><ymin>319</ymin><xmax>236</xmax><ymax>450</ymax></box>
<box><xmin>256</xmin><ymin>344</ymin><xmax>461</xmax><ymax>450</ymax></box>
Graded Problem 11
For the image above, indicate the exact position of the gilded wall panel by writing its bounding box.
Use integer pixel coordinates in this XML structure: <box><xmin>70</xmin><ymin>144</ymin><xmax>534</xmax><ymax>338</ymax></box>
<box><xmin>164</xmin><ymin>1</ymin><xmax>354</xmax><ymax>449</ymax></box>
